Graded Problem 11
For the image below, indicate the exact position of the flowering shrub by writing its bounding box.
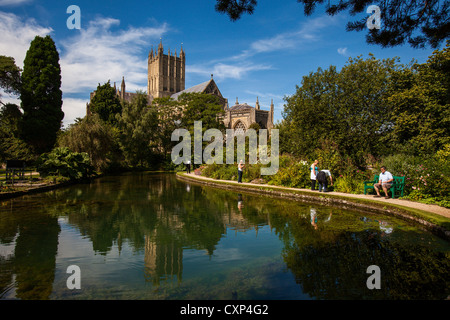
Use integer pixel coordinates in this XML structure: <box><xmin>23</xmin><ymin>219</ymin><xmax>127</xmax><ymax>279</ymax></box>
<box><xmin>380</xmin><ymin>153</ymin><xmax>449</xmax><ymax>201</ymax></box>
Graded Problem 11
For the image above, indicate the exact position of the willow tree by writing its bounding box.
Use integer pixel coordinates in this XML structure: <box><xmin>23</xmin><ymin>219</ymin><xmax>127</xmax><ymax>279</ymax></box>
<box><xmin>57</xmin><ymin>113</ymin><xmax>119</xmax><ymax>172</ymax></box>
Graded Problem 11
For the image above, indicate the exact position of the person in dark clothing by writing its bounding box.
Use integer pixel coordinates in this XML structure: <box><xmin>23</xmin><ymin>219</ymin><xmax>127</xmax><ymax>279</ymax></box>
<box><xmin>186</xmin><ymin>160</ymin><xmax>191</xmax><ymax>174</ymax></box>
<box><xmin>316</xmin><ymin>169</ymin><xmax>333</xmax><ymax>192</ymax></box>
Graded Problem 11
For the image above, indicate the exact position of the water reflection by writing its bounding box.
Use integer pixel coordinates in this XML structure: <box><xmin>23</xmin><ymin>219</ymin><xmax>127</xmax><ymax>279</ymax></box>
<box><xmin>0</xmin><ymin>201</ymin><xmax>59</xmax><ymax>299</ymax></box>
<box><xmin>0</xmin><ymin>173</ymin><xmax>449</xmax><ymax>300</ymax></box>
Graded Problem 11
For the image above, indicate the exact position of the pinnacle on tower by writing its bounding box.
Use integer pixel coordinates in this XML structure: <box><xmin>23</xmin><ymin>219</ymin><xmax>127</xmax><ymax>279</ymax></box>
<box><xmin>120</xmin><ymin>76</ymin><xmax>126</xmax><ymax>101</ymax></box>
<box><xmin>180</xmin><ymin>43</ymin><xmax>185</xmax><ymax>59</ymax></box>
<box><xmin>149</xmin><ymin>47</ymin><xmax>154</xmax><ymax>59</ymax></box>
<box><xmin>158</xmin><ymin>39</ymin><xmax>163</xmax><ymax>55</ymax></box>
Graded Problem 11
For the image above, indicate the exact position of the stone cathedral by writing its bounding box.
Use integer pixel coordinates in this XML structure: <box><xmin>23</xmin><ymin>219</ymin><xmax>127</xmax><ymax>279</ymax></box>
<box><xmin>89</xmin><ymin>41</ymin><xmax>274</xmax><ymax>132</ymax></box>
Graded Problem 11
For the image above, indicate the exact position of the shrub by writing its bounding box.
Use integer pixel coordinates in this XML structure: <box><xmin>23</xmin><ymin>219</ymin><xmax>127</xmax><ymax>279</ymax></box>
<box><xmin>37</xmin><ymin>147</ymin><xmax>95</xmax><ymax>181</ymax></box>
<box><xmin>266</xmin><ymin>155</ymin><xmax>310</xmax><ymax>188</ymax></box>
<box><xmin>380</xmin><ymin>153</ymin><xmax>449</xmax><ymax>201</ymax></box>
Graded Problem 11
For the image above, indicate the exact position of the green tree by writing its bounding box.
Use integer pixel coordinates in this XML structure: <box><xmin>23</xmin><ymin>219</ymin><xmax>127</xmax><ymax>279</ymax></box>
<box><xmin>179</xmin><ymin>92</ymin><xmax>225</xmax><ymax>132</ymax></box>
<box><xmin>151</xmin><ymin>96</ymin><xmax>183</xmax><ymax>161</ymax></box>
<box><xmin>388</xmin><ymin>41</ymin><xmax>450</xmax><ymax>155</ymax></box>
<box><xmin>178</xmin><ymin>92</ymin><xmax>225</xmax><ymax>165</ymax></box>
<box><xmin>282</xmin><ymin>54</ymin><xmax>399</xmax><ymax>168</ymax></box>
<box><xmin>0</xmin><ymin>56</ymin><xmax>21</xmax><ymax>106</ymax></box>
<box><xmin>20</xmin><ymin>35</ymin><xmax>64</xmax><ymax>154</ymax></box>
<box><xmin>282</xmin><ymin>65</ymin><xmax>340</xmax><ymax>159</ymax></box>
<box><xmin>117</xmin><ymin>91</ymin><xmax>158</xmax><ymax>167</ymax></box>
<box><xmin>57</xmin><ymin>113</ymin><xmax>121</xmax><ymax>172</ymax></box>
<box><xmin>299</xmin><ymin>0</ymin><xmax>449</xmax><ymax>49</ymax></box>
<box><xmin>89</xmin><ymin>81</ymin><xmax>122</xmax><ymax>125</ymax></box>
<box><xmin>0</xmin><ymin>103</ymin><xmax>34</xmax><ymax>162</ymax></box>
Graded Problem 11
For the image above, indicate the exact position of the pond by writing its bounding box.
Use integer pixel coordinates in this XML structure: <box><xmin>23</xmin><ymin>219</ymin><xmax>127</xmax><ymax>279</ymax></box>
<box><xmin>0</xmin><ymin>172</ymin><xmax>449</xmax><ymax>300</ymax></box>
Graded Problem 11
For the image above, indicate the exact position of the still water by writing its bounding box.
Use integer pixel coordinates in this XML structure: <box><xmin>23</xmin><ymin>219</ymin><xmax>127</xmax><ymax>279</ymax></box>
<box><xmin>0</xmin><ymin>172</ymin><xmax>449</xmax><ymax>300</ymax></box>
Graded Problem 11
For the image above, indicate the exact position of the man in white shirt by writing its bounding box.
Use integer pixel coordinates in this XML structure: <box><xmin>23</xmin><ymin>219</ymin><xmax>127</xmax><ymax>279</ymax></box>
<box><xmin>374</xmin><ymin>166</ymin><xmax>394</xmax><ymax>199</ymax></box>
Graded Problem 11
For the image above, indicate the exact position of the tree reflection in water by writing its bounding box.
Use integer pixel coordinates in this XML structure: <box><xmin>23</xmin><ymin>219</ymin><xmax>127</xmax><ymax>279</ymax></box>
<box><xmin>0</xmin><ymin>173</ymin><xmax>449</xmax><ymax>299</ymax></box>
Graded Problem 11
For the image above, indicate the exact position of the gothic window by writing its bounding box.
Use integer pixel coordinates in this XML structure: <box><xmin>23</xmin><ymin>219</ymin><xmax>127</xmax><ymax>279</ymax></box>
<box><xmin>234</xmin><ymin>121</ymin><xmax>246</xmax><ymax>135</ymax></box>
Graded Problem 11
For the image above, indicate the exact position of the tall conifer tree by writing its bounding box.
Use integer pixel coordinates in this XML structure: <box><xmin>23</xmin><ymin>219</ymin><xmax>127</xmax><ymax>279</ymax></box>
<box><xmin>21</xmin><ymin>35</ymin><xmax>64</xmax><ymax>154</ymax></box>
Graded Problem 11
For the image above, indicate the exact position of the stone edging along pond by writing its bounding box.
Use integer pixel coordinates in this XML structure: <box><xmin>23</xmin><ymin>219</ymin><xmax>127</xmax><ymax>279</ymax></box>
<box><xmin>176</xmin><ymin>172</ymin><xmax>450</xmax><ymax>241</ymax></box>
<box><xmin>0</xmin><ymin>181</ymin><xmax>75</xmax><ymax>201</ymax></box>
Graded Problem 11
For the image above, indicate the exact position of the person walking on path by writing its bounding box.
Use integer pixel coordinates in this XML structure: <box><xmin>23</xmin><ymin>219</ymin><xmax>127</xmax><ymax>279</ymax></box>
<box><xmin>238</xmin><ymin>160</ymin><xmax>245</xmax><ymax>183</ymax></box>
<box><xmin>374</xmin><ymin>166</ymin><xmax>394</xmax><ymax>199</ymax></box>
<box><xmin>186</xmin><ymin>160</ymin><xmax>191</xmax><ymax>174</ymax></box>
<box><xmin>310</xmin><ymin>160</ymin><xmax>319</xmax><ymax>190</ymax></box>
<box><xmin>317</xmin><ymin>169</ymin><xmax>333</xmax><ymax>192</ymax></box>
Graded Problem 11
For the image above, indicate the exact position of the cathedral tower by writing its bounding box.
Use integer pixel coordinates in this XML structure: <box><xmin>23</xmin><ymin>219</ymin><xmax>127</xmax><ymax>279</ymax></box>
<box><xmin>148</xmin><ymin>41</ymin><xmax>185</xmax><ymax>98</ymax></box>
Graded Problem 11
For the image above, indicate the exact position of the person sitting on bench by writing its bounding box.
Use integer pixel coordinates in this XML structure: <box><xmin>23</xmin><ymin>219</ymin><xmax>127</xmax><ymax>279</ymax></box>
<box><xmin>374</xmin><ymin>166</ymin><xmax>393</xmax><ymax>199</ymax></box>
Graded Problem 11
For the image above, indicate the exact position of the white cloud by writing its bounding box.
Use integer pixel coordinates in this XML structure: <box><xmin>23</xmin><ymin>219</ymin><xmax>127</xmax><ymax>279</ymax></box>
<box><xmin>0</xmin><ymin>0</ymin><xmax>32</xmax><ymax>6</ymax></box>
<box><xmin>231</xmin><ymin>15</ymin><xmax>340</xmax><ymax>61</ymax></box>
<box><xmin>0</xmin><ymin>11</ymin><xmax>52</xmax><ymax>67</ymax></box>
<box><xmin>58</xmin><ymin>17</ymin><xmax>169</xmax><ymax>125</ymax></box>
<box><xmin>61</xmin><ymin>97</ymin><xmax>88</xmax><ymax>126</ymax></box>
<box><xmin>337</xmin><ymin>47</ymin><xmax>348</xmax><ymax>56</ymax></box>
<box><xmin>0</xmin><ymin>11</ymin><xmax>169</xmax><ymax>125</ymax></box>
<box><xmin>244</xmin><ymin>90</ymin><xmax>283</xmax><ymax>101</ymax></box>
<box><xmin>188</xmin><ymin>62</ymin><xmax>272</xmax><ymax>81</ymax></box>
<box><xmin>60</xmin><ymin>17</ymin><xmax>169</xmax><ymax>94</ymax></box>
<box><xmin>189</xmin><ymin>15</ymin><xmax>340</xmax><ymax>81</ymax></box>
<box><xmin>56</xmin><ymin>18</ymin><xmax>169</xmax><ymax>125</ymax></box>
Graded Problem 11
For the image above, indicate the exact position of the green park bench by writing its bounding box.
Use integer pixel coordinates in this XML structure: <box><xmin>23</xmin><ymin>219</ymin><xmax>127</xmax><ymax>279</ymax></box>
<box><xmin>364</xmin><ymin>174</ymin><xmax>406</xmax><ymax>199</ymax></box>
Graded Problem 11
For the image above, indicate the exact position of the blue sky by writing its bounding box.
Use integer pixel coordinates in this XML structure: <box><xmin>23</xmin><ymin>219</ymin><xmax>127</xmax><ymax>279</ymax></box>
<box><xmin>0</xmin><ymin>0</ymin><xmax>439</xmax><ymax>126</ymax></box>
